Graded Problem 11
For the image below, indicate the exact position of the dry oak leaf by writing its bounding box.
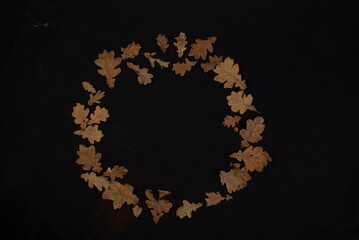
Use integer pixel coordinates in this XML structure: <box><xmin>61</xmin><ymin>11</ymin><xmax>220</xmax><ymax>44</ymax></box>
<box><xmin>127</xmin><ymin>62</ymin><xmax>154</xmax><ymax>85</ymax></box>
<box><xmin>227</xmin><ymin>90</ymin><xmax>257</xmax><ymax>114</ymax></box>
<box><xmin>121</xmin><ymin>42</ymin><xmax>141</xmax><ymax>60</ymax></box>
<box><xmin>74</xmin><ymin>125</ymin><xmax>103</xmax><ymax>144</ymax></box>
<box><xmin>82</xmin><ymin>81</ymin><xmax>96</xmax><ymax>93</ymax></box>
<box><xmin>201</xmin><ymin>55</ymin><xmax>223</xmax><ymax>73</ymax></box>
<box><xmin>103</xmin><ymin>165</ymin><xmax>128</xmax><ymax>181</ymax></box>
<box><xmin>145</xmin><ymin>189</ymin><xmax>173</xmax><ymax>224</ymax></box>
<box><xmin>94</xmin><ymin>50</ymin><xmax>122</xmax><ymax>88</ymax></box>
<box><xmin>81</xmin><ymin>172</ymin><xmax>110</xmax><ymax>191</ymax></box>
<box><xmin>76</xmin><ymin>144</ymin><xmax>102</xmax><ymax>173</ymax></box>
<box><xmin>72</xmin><ymin>103</ymin><xmax>89</xmax><ymax>130</ymax></box>
<box><xmin>132</xmin><ymin>205</ymin><xmax>143</xmax><ymax>218</ymax></box>
<box><xmin>213</xmin><ymin>57</ymin><xmax>247</xmax><ymax>89</ymax></box>
<box><xmin>144</xmin><ymin>52</ymin><xmax>170</xmax><ymax>69</ymax></box>
<box><xmin>220</xmin><ymin>168</ymin><xmax>252</xmax><ymax>194</ymax></box>
<box><xmin>156</xmin><ymin>33</ymin><xmax>169</xmax><ymax>53</ymax></box>
<box><xmin>102</xmin><ymin>181</ymin><xmax>139</xmax><ymax>210</ymax></box>
<box><xmin>222</xmin><ymin>115</ymin><xmax>241</xmax><ymax>128</ymax></box>
<box><xmin>230</xmin><ymin>146</ymin><xmax>272</xmax><ymax>172</ymax></box>
<box><xmin>172</xmin><ymin>58</ymin><xmax>197</xmax><ymax>76</ymax></box>
<box><xmin>239</xmin><ymin>116</ymin><xmax>265</xmax><ymax>147</ymax></box>
<box><xmin>88</xmin><ymin>91</ymin><xmax>105</xmax><ymax>106</ymax></box>
<box><xmin>176</xmin><ymin>200</ymin><xmax>202</xmax><ymax>219</ymax></box>
<box><xmin>87</xmin><ymin>106</ymin><xmax>109</xmax><ymax>125</ymax></box>
<box><xmin>173</xmin><ymin>32</ymin><xmax>188</xmax><ymax>58</ymax></box>
<box><xmin>188</xmin><ymin>36</ymin><xmax>217</xmax><ymax>60</ymax></box>
<box><xmin>205</xmin><ymin>192</ymin><xmax>227</xmax><ymax>206</ymax></box>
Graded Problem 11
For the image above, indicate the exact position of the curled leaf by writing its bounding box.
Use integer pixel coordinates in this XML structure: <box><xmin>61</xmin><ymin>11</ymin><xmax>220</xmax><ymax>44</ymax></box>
<box><xmin>213</xmin><ymin>57</ymin><xmax>246</xmax><ymax>89</ymax></box>
<box><xmin>172</xmin><ymin>58</ymin><xmax>196</xmax><ymax>76</ymax></box>
<box><xmin>229</xmin><ymin>146</ymin><xmax>272</xmax><ymax>172</ymax></box>
<box><xmin>132</xmin><ymin>205</ymin><xmax>143</xmax><ymax>218</ymax></box>
<box><xmin>94</xmin><ymin>50</ymin><xmax>122</xmax><ymax>88</ymax></box>
<box><xmin>121</xmin><ymin>42</ymin><xmax>141</xmax><ymax>60</ymax></box>
<box><xmin>76</xmin><ymin>144</ymin><xmax>102</xmax><ymax>173</ymax></box>
<box><xmin>145</xmin><ymin>189</ymin><xmax>172</xmax><ymax>224</ymax></box>
<box><xmin>173</xmin><ymin>32</ymin><xmax>187</xmax><ymax>58</ymax></box>
<box><xmin>227</xmin><ymin>90</ymin><xmax>256</xmax><ymax>114</ymax></box>
<box><xmin>201</xmin><ymin>55</ymin><xmax>223</xmax><ymax>73</ymax></box>
<box><xmin>188</xmin><ymin>36</ymin><xmax>216</xmax><ymax>60</ymax></box>
<box><xmin>127</xmin><ymin>62</ymin><xmax>154</xmax><ymax>85</ymax></box>
<box><xmin>156</xmin><ymin>33</ymin><xmax>169</xmax><ymax>53</ymax></box>
<box><xmin>144</xmin><ymin>52</ymin><xmax>170</xmax><ymax>69</ymax></box>
<box><xmin>176</xmin><ymin>200</ymin><xmax>202</xmax><ymax>219</ymax></box>
<box><xmin>205</xmin><ymin>192</ymin><xmax>225</xmax><ymax>207</ymax></box>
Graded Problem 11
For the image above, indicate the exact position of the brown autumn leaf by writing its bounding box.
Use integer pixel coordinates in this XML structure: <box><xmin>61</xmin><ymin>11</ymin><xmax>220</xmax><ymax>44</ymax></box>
<box><xmin>132</xmin><ymin>205</ymin><xmax>143</xmax><ymax>218</ymax></box>
<box><xmin>127</xmin><ymin>62</ymin><xmax>154</xmax><ymax>85</ymax></box>
<box><xmin>74</xmin><ymin>125</ymin><xmax>103</xmax><ymax>144</ymax></box>
<box><xmin>229</xmin><ymin>146</ymin><xmax>272</xmax><ymax>172</ymax></box>
<box><xmin>121</xmin><ymin>42</ymin><xmax>141</xmax><ymax>60</ymax></box>
<box><xmin>94</xmin><ymin>50</ymin><xmax>122</xmax><ymax>88</ymax></box>
<box><xmin>220</xmin><ymin>168</ymin><xmax>252</xmax><ymax>194</ymax></box>
<box><xmin>239</xmin><ymin>117</ymin><xmax>265</xmax><ymax>147</ymax></box>
<box><xmin>81</xmin><ymin>172</ymin><xmax>110</xmax><ymax>191</ymax></box>
<box><xmin>103</xmin><ymin>165</ymin><xmax>128</xmax><ymax>181</ymax></box>
<box><xmin>173</xmin><ymin>32</ymin><xmax>188</xmax><ymax>58</ymax></box>
<box><xmin>88</xmin><ymin>91</ymin><xmax>105</xmax><ymax>106</ymax></box>
<box><xmin>227</xmin><ymin>90</ymin><xmax>257</xmax><ymax>114</ymax></box>
<box><xmin>205</xmin><ymin>192</ymin><xmax>224</xmax><ymax>206</ymax></box>
<box><xmin>176</xmin><ymin>200</ymin><xmax>202</xmax><ymax>219</ymax></box>
<box><xmin>72</xmin><ymin>103</ymin><xmax>89</xmax><ymax>130</ymax></box>
<box><xmin>172</xmin><ymin>58</ymin><xmax>197</xmax><ymax>76</ymax></box>
<box><xmin>82</xmin><ymin>81</ymin><xmax>96</xmax><ymax>93</ymax></box>
<box><xmin>158</xmin><ymin>190</ymin><xmax>171</xmax><ymax>198</ymax></box>
<box><xmin>222</xmin><ymin>115</ymin><xmax>241</xmax><ymax>128</ymax></box>
<box><xmin>87</xmin><ymin>106</ymin><xmax>109</xmax><ymax>125</ymax></box>
<box><xmin>76</xmin><ymin>144</ymin><xmax>102</xmax><ymax>173</ymax></box>
<box><xmin>144</xmin><ymin>52</ymin><xmax>170</xmax><ymax>69</ymax></box>
<box><xmin>156</xmin><ymin>33</ymin><xmax>169</xmax><ymax>53</ymax></box>
<box><xmin>201</xmin><ymin>55</ymin><xmax>223</xmax><ymax>73</ymax></box>
<box><xmin>213</xmin><ymin>57</ymin><xmax>247</xmax><ymax>89</ymax></box>
<box><xmin>102</xmin><ymin>181</ymin><xmax>139</xmax><ymax>210</ymax></box>
<box><xmin>188</xmin><ymin>36</ymin><xmax>217</xmax><ymax>60</ymax></box>
<box><xmin>145</xmin><ymin>189</ymin><xmax>173</xmax><ymax>224</ymax></box>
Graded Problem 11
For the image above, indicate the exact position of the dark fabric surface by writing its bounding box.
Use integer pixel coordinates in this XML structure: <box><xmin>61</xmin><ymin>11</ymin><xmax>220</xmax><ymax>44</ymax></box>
<box><xmin>1</xmin><ymin>0</ymin><xmax>358</xmax><ymax>239</ymax></box>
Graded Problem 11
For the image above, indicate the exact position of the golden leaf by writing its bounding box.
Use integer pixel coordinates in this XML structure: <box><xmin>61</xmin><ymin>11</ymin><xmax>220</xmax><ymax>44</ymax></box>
<box><xmin>74</xmin><ymin>125</ymin><xmax>103</xmax><ymax>144</ymax></box>
<box><xmin>172</xmin><ymin>58</ymin><xmax>197</xmax><ymax>76</ymax></box>
<box><xmin>156</xmin><ymin>33</ymin><xmax>169</xmax><ymax>53</ymax></box>
<box><xmin>229</xmin><ymin>146</ymin><xmax>272</xmax><ymax>172</ymax></box>
<box><xmin>213</xmin><ymin>57</ymin><xmax>247</xmax><ymax>89</ymax></box>
<box><xmin>220</xmin><ymin>168</ymin><xmax>251</xmax><ymax>194</ymax></box>
<box><xmin>205</xmin><ymin>192</ymin><xmax>224</xmax><ymax>206</ymax></box>
<box><xmin>81</xmin><ymin>172</ymin><xmax>110</xmax><ymax>191</ymax></box>
<box><xmin>87</xmin><ymin>106</ymin><xmax>109</xmax><ymax>125</ymax></box>
<box><xmin>102</xmin><ymin>181</ymin><xmax>139</xmax><ymax>210</ymax></box>
<box><xmin>188</xmin><ymin>36</ymin><xmax>216</xmax><ymax>60</ymax></box>
<box><xmin>121</xmin><ymin>42</ymin><xmax>141</xmax><ymax>60</ymax></box>
<box><xmin>201</xmin><ymin>55</ymin><xmax>223</xmax><ymax>73</ymax></box>
<box><xmin>145</xmin><ymin>189</ymin><xmax>172</xmax><ymax>224</ymax></box>
<box><xmin>82</xmin><ymin>81</ymin><xmax>96</xmax><ymax>93</ymax></box>
<box><xmin>76</xmin><ymin>144</ymin><xmax>102</xmax><ymax>173</ymax></box>
<box><xmin>173</xmin><ymin>32</ymin><xmax>188</xmax><ymax>58</ymax></box>
<box><xmin>239</xmin><ymin>117</ymin><xmax>265</xmax><ymax>147</ymax></box>
<box><xmin>72</xmin><ymin>103</ymin><xmax>89</xmax><ymax>130</ymax></box>
<box><xmin>94</xmin><ymin>50</ymin><xmax>122</xmax><ymax>88</ymax></box>
<box><xmin>103</xmin><ymin>165</ymin><xmax>128</xmax><ymax>181</ymax></box>
<box><xmin>126</xmin><ymin>62</ymin><xmax>154</xmax><ymax>85</ymax></box>
<box><xmin>227</xmin><ymin>90</ymin><xmax>257</xmax><ymax>114</ymax></box>
<box><xmin>158</xmin><ymin>190</ymin><xmax>171</xmax><ymax>198</ymax></box>
<box><xmin>222</xmin><ymin>115</ymin><xmax>241</xmax><ymax>128</ymax></box>
<box><xmin>144</xmin><ymin>52</ymin><xmax>170</xmax><ymax>69</ymax></box>
<box><xmin>88</xmin><ymin>91</ymin><xmax>105</xmax><ymax>106</ymax></box>
<box><xmin>176</xmin><ymin>200</ymin><xmax>202</xmax><ymax>219</ymax></box>
<box><xmin>132</xmin><ymin>205</ymin><xmax>142</xmax><ymax>218</ymax></box>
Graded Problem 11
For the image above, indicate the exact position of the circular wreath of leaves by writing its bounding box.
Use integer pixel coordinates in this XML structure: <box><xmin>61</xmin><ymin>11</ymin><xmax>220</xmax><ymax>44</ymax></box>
<box><xmin>71</xmin><ymin>33</ymin><xmax>272</xmax><ymax>223</ymax></box>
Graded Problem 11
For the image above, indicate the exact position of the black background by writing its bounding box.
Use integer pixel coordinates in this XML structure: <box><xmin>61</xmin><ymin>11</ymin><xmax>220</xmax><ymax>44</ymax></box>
<box><xmin>1</xmin><ymin>0</ymin><xmax>358</xmax><ymax>239</ymax></box>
